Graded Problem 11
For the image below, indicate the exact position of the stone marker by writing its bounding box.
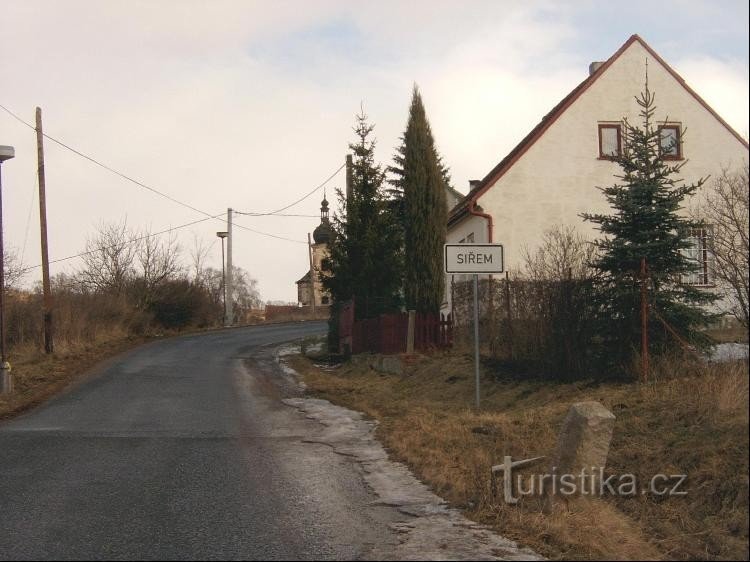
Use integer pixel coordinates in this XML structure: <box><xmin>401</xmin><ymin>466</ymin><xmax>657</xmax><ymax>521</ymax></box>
<box><xmin>545</xmin><ymin>401</ymin><xmax>616</xmax><ymax>509</ymax></box>
<box><xmin>1</xmin><ymin>362</ymin><xmax>12</xmax><ymax>394</ymax></box>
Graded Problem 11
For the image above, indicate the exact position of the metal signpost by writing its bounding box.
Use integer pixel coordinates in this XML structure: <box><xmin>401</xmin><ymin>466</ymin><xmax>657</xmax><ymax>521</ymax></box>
<box><xmin>444</xmin><ymin>243</ymin><xmax>504</xmax><ymax>409</ymax></box>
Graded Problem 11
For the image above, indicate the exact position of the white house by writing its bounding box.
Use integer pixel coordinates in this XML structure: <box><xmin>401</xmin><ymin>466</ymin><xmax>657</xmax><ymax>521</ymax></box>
<box><xmin>444</xmin><ymin>34</ymin><xmax>748</xmax><ymax>312</ymax></box>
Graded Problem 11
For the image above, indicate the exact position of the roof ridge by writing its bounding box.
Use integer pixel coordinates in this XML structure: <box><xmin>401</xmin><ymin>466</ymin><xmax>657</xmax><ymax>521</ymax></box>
<box><xmin>449</xmin><ymin>34</ymin><xmax>748</xmax><ymax>224</ymax></box>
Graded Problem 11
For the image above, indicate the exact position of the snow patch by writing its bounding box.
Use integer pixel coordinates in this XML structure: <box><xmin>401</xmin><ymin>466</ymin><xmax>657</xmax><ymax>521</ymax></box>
<box><xmin>273</xmin><ymin>343</ymin><xmax>307</xmax><ymax>390</ymax></box>
<box><xmin>709</xmin><ymin>342</ymin><xmax>749</xmax><ymax>362</ymax></box>
<box><xmin>281</xmin><ymin>395</ymin><xmax>543</xmax><ymax>560</ymax></box>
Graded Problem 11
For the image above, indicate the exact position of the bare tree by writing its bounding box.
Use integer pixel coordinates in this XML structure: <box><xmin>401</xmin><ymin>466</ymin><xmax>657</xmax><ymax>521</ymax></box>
<box><xmin>78</xmin><ymin>220</ymin><xmax>137</xmax><ymax>294</ymax></box>
<box><xmin>694</xmin><ymin>165</ymin><xmax>749</xmax><ymax>327</ymax></box>
<box><xmin>520</xmin><ymin>225</ymin><xmax>599</xmax><ymax>378</ymax></box>
<box><xmin>137</xmin><ymin>229</ymin><xmax>182</xmax><ymax>302</ymax></box>
<box><xmin>230</xmin><ymin>266</ymin><xmax>262</xmax><ymax>321</ymax></box>
<box><xmin>202</xmin><ymin>266</ymin><xmax>224</xmax><ymax>307</ymax></box>
<box><xmin>188</xmin><ymin>233</ymin><xmax>213</xmax><ymax>287</ymax></box>
<box><xmin>523</xmin><ymin>225</ymin><xmax>597</xmax><ymax>282</ymax></box>
<box><xmin>3</xmin><ymin>246</ymin><xmax>26</xmax><ymax>290</ymax></box>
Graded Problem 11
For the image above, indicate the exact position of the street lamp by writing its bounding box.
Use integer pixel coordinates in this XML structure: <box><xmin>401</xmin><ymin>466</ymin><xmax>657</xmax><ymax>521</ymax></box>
<box><xmin>0</xmin><ymin>145</ymin><xmax>15</xmax><ymax>394</ymax></box>
<box><xmin>216</xmin><ymin>231</ymin><xmax>228</xmax><ymax>327</ymax></box>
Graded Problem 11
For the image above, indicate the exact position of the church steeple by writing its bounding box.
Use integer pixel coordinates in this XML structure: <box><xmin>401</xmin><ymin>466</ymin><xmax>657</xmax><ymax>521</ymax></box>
<box><xmin>313</xmin><ymin>191</ymin><xmax>333</xmax><ymax>244</ymax></box>
<box><xmin>320</xmin><ymin>190</ymin><xmax>329</xmax><ymax>221</ymax></box>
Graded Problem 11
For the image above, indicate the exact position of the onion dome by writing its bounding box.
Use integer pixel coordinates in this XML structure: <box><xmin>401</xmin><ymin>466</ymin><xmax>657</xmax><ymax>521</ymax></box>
<box><xmin>312</xmin><ymin>195</ymin><xmax>333</xmax><ymax>244</ymax></box>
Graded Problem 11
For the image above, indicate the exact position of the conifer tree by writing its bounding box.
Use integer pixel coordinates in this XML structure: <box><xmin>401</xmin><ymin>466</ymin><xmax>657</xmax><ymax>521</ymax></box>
<box><xmin>322</xmin><ymin>110</ymin><xmax>403</xmax><ymax>324</ymax></box>
<box><xmin>582</xmin><ymin>81</ymin><xmax>718</xmax><ymax>365</ymax></box>
<box><xmin>389</xmin><ymin>85</ymin><xmax>448</xmax><ymax>313</ymax></box>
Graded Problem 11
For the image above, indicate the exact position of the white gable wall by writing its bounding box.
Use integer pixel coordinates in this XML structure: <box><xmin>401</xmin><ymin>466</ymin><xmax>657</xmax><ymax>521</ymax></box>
<box><xmin>473</xmin><ymin>39</ymin><xmax>748</xmax><ymax>274</ymax></box>
<box><xmin>443</xmin><ymin>213</ymin><xmax>488</xmax><ymax>310</ymax></box>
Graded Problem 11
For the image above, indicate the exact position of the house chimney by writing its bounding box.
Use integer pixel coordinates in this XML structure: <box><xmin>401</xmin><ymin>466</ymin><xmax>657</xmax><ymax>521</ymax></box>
<box><xmin>589</xmin><ymin>61</ymin><xmax>605</xmax><ymax>76</ymax></box>
<box><xmin>469</xmin><ymin>180</ymin><xmax>481</xmax><ymax>190</ymax></box>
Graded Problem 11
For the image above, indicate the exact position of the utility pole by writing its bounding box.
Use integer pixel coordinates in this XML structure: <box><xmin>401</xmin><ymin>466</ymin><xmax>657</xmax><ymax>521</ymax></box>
<box><xmin>307</xmin><ymin>233</ymin><xmax>316</xmax><ymax>316</ymax></box>
<box><xmin>226</xmin><ymin>208</ymin><xmax>234</xmax><ymax>326</ymax></box>
<box><xmin>36</xmin><ymin>107</ymin><xmax>54</xmax><ymax>354</ymax></box>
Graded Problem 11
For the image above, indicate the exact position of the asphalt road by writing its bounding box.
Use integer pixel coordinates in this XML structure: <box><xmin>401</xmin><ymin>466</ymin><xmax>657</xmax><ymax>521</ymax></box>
<box><xmin>0</xmin><ymin>322</ymin><xmax>398</xmax><ymax>560</ymax></box>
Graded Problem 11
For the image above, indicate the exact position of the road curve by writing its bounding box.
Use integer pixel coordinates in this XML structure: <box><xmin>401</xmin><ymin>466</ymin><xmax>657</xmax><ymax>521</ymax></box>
<box><xmin>0</xmin><ymin>322</ymin><xmax>397</xmax><ymax>561</ymax></box>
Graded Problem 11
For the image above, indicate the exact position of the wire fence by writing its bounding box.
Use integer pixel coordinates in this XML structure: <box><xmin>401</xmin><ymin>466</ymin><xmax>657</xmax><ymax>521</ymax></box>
<box><xmin>450</xmin><ymin>273</ymin><xmax>598</xmax><ymax>380</ymax></box>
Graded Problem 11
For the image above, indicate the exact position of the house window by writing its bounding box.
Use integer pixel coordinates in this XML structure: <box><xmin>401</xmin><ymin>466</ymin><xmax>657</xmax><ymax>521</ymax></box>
<box><xmin>659</xmin><ymin>125</ymin><xmax>682</xmax><ymax>159</ymax></box>
<box><xmin>598</xmin><ymin>124</ymin><xmax>622</xmax><ymax>159</ymax></box>
<box><xmin>681</xmin><ymin>227</ymin><xmax>713</xmax><ymax>286</ymax></box>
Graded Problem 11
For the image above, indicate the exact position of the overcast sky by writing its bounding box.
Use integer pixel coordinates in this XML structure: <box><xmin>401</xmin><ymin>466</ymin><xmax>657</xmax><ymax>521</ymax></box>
<box><xmin>1</xmin><ymin>0</ymin><xmax>748</xmax><ymax>303</ymax></box>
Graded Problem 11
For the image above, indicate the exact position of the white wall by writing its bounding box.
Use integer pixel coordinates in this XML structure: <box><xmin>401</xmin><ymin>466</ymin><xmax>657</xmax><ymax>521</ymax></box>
<box><xmin>442</xmin><ymin>214</ymin><xmax>490</xmax><ymax>313</ymax></box>
<box><xmin>472</xmin><ymin>39</ymin><xmax>748</xmax><ymax>273</ymax></box>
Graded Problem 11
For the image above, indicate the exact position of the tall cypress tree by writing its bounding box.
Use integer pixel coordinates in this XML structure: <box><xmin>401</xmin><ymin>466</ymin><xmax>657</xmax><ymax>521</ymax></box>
<box><xmin>390</xmin><ymin>85</ymin><xmax>448</xmax><ymax>314</ymax></box>
<box><xmin>387</xmin><ymin>138</ymin><xmax>453</xmax><ymax>228</ymax></box>
<box><xmin>322</xmin><ymin>110</ymin><xmax>402</xmax><ymax>322</ymax></box>
<box><xmin>582</xmin><ymin>82</ymin><xmax>718</xmax><ymax>366</ymax></box>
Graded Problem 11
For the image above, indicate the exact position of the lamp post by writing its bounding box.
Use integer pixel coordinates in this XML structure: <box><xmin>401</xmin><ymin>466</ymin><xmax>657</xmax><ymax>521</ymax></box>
<box><xmin>216</xmin><ymin>231</ymin><xmax>228</xmax><ymax>327</ymax></box>
<box><xmin>0</xmin><ymin>145</ymin><xmax>15</xmax><ymax>394</ymax></box>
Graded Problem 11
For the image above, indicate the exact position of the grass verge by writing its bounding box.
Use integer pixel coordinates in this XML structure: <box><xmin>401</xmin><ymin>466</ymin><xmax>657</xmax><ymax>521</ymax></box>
<box><xmin>289</xmin><ymin>347</ymin><xmax>749</xmax><ymax>561</ymax></box>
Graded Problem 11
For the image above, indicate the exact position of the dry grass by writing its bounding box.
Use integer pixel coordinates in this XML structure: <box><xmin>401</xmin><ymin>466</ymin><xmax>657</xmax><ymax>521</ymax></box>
<box><xmin>290</xmin><ymin>348</ymin><xmax>749</xmax><ymax>561</ymax></box>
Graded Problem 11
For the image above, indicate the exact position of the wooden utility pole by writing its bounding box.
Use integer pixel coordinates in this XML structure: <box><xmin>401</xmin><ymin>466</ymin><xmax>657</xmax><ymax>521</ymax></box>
<box><xmin>307</xmin><ymin>232</ymin><xmax>316</xmax><ymax>316</ymax></box>
<box><xmin>35</xmin><ymin>107</ymin><xmax>54</xmax><ymax>354</ymax></box>
<box><xmin>640</xmin><ymin>257</ymin><xmax>649</xmax><ymax>382</ymax></box>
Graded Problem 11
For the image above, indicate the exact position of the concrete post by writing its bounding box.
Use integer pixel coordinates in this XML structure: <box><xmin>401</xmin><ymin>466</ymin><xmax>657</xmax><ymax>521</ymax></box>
<box><xmin>1</xmin><ymin>362</ymin><xmax>12</xmax><ymax>394</ymax></box>
<box><xmin>226</xmin><ymin>208</ymin><xmax>234</xmax><ymax>326</ymax></box>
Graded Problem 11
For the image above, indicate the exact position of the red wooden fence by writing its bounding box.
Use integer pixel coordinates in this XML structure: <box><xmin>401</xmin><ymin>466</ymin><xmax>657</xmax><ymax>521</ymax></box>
<box><xmin>339</xmin><ymin>300</ymin><xmax>452</xmax><ymax>355</ymax></box>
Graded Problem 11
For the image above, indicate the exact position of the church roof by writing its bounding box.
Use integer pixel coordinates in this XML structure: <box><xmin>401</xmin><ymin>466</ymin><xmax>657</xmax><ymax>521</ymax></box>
<box><xmin>313</xmin><ymin>219</ymin><xmax>333</xmax><ymax>244</ymax></box>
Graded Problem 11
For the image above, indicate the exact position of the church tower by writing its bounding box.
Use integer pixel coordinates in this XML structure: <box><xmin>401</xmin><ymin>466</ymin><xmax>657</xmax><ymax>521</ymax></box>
<box><xmin>295</xmin><ymin>195</ymin><xmax>333</xmax><ymax>307</ymax></box>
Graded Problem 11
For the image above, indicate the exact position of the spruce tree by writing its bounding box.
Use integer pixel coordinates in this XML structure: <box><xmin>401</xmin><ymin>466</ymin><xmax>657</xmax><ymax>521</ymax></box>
<box><xmin>582</xmin><ymin>82</ymin><xmax>718</xmax><ymax>366</ymax></box>
<box><xmin>322</xmin><ymin>110</ymin><xmax>403</xmax><ymax>322</ymax></box>
<box><xmin>389</xmin><ymin>85</ymin><xmax>448</xmax><ymax>314</ymax></box>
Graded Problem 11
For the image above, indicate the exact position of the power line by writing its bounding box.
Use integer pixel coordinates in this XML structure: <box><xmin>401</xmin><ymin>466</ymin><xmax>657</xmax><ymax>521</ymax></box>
<box><xmin>241</xmin><ymin>162</ymin><xmax>345</xmax><ymax>216</ymax></box>
<box><xmin>0</xmin><ymin>102</ymin><xmax>329</xmax><ymax>245</ymax></box>
<box><xmin>21</xmin><ymin>174</ymin><xmax>37</xmax><ymax>265</ymax></box>
<box><xmin>19</xmin><ymin>214</ymin><xmax>221</xmax><ymax>274</ymax></box>
<box><xmin>0</xmin><ymin>102</ymin><xmax>217</xmax><ymax>218</ymax></box>
<box><xmin>231</xmin><ymin>221</ymin><xmax>307</xmax><ymax>244</ymax></box>
<box><xmin>234</xmin><ymin>211</ymin><xmax>319</xmax><ymax>218</ymax></box>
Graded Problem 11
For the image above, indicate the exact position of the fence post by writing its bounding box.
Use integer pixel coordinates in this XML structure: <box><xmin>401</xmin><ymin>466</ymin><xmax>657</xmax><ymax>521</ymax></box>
<box><xmin>407</xmin><ymin>310</ymin><xmax>415</xmax><ymax>353</ymax></box>
<box><xmin>504</xmin><ymin>271</ymin><xmax>513</xmax><ymax>360</ymax></box>
<box><xmin>448</xmin><ymin>313</ymin><xmax>453</xmax><ymax>347</ymax></box>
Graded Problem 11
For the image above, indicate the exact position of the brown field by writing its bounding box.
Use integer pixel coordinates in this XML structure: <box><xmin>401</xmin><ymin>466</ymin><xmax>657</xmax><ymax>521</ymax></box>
<box><xmin>290</xmin><ymin>345</ymin><xmax>749</xmax><ymax>561</ymax></box>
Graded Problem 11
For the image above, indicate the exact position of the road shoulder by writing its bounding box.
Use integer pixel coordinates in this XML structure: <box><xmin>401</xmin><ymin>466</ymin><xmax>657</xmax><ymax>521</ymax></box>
<box><xmin>253</xmin><ymin>342</ymin><xmax>542</xmax><ymax>561</ymax></box>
